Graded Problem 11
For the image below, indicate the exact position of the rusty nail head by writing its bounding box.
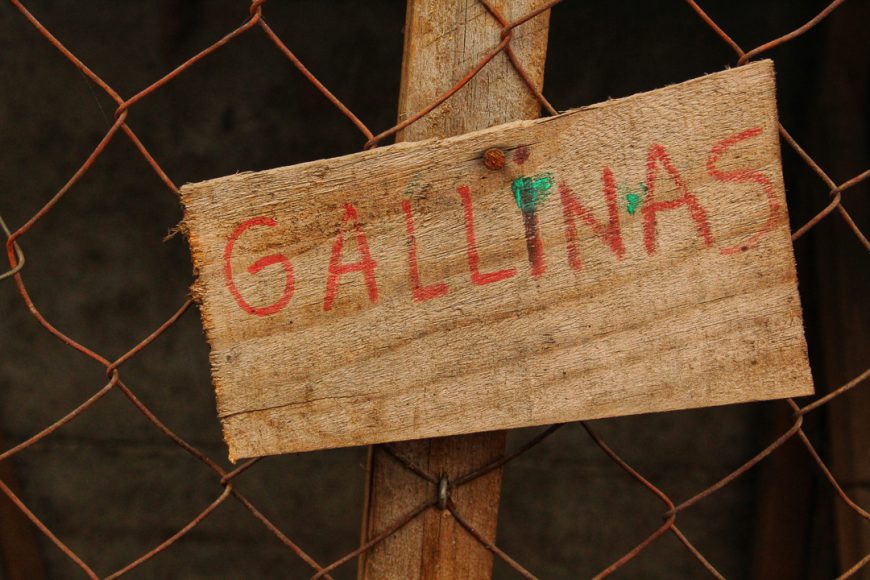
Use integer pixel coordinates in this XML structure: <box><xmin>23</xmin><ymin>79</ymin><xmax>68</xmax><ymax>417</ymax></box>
<box><xmin>483</xmin><ymin>147</ymin><xmax>506</xmax><ymax>170</ymax></box>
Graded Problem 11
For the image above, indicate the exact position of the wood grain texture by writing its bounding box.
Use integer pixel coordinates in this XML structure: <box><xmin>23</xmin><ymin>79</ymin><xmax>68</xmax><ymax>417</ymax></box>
<box><xmin>395</xmin><ymin>0</ymin><xmax>549</xmax><ymax>142</ymax></box>
<box><xmin>361</xmin><ymin>2</ymin><xmax>549</xmax><ymax>578</ymax></box>
<box><xmin>180</xmin><ymin>60</ymin><xmax>812</xmax><ymax>462</ymax></box>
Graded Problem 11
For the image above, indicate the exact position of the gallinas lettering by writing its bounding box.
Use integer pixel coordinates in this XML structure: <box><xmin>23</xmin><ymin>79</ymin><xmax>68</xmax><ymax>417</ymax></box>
<box><xmin>223</xmin><ymin>128</ymin><xmax>778</xmax><ymax>317</ymax></box>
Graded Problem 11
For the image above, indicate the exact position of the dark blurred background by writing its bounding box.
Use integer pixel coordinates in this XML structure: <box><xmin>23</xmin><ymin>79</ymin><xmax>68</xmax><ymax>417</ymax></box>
<box><xmin>0</xmin><ymin>1</ymin><xmax>867</xmax><ymax>578</ymax></box>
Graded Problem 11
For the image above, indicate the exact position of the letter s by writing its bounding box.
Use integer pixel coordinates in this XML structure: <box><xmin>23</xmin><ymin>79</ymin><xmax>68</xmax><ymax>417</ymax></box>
<box><xmin>708</xmin><ymin>127</ymin><xmax>781</xmax><ymax>255</ymax></box>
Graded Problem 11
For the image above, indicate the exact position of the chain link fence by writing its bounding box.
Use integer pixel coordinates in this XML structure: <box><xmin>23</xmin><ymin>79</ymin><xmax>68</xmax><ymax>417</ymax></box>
<box><xmin>1</xmin><ymin>0</ymin><xmax>867</xmax><ymax>578</ymax></box>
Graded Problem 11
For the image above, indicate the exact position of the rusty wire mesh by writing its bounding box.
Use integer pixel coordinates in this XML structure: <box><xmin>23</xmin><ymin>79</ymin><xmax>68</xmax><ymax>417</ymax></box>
<box><xmin>1</xmin><ymin>0</ymin><xmax>868</xmax><ymax>578</ymax></box>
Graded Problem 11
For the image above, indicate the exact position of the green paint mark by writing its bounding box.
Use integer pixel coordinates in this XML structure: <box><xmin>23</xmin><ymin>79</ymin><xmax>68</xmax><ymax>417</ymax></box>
<box><xmin>512</xmin><ymin>173</ymin><xmax>554</xmax><ymax>212</ymax></box>
<box><xmin>619</xmin><ymin>182</ymin><xmax>647</xmax><ymax>215</ymax></box>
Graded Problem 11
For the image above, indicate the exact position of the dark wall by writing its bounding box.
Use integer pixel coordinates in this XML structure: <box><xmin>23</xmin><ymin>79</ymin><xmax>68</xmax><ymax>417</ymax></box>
<box><xmin>0</xmin><ymin>1</ymin><xmax>866</xmax><ymax>578</ymax></box>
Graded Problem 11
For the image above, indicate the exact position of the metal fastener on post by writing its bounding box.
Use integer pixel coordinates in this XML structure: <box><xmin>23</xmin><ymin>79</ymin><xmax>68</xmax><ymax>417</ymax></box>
<box><xmin>483</xmin><ymin>147</ymin><xmax>506</xmax><ymax>170</ymax></box>
<box><xmin>437</xmin><ymin>476</ymin><xmax>449</xmax><ymax>510</ymax></box>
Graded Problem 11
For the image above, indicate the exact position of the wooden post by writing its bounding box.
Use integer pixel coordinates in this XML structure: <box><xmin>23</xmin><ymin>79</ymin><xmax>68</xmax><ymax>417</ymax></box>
<box><xmin>810</xmin><ymin>3</ymin><xmax>870</xmax><ymax>572</ymax></box>
<box><xmin>358</xmin><ymin>1</ymin><xmax>551</xmax><ymax>578</ymax></box>
<box><xmin>0</xmin><ymin>427</ymin><xmax>46</xmax><ymax>580</ymax></box>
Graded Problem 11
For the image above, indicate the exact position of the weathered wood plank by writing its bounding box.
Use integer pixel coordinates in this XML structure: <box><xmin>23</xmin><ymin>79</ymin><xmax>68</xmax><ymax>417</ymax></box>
<box><xmin>181</xmin><ymin>59</ymin><xmax>813</xmax><ymax>460</ymax></box>
<box><xmin>0</xmin><ymin>424</ymin><xmax>46</xmax><ymax>580</ymax></box>
<box><xmin>360</xmin><ymin>0</ymin><xmax>551</xmax><ymax>577</ymax></box>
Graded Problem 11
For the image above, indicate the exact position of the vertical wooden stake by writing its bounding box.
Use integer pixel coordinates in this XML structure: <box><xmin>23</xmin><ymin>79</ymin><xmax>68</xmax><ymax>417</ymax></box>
<box><xmin>810</xmin><ymin>3</ymin><xmax>870</xmax><ymax>572</ymax></box>
<box><xmin>358</xmin><ymin>1</ymin><xmax>550</xmax><ymax>578</ymax></box>
<box><xmin>0</xmin><ymin>426</ymin><xmax>46</xmax><ymax>580</ymax></box>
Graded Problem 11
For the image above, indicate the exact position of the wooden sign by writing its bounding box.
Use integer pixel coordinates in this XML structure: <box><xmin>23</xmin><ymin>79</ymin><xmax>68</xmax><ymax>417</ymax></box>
<box><xmin>181</xmin><ymin>60</ymin><xmax>812</xmax><ymax>460</ymax></box>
